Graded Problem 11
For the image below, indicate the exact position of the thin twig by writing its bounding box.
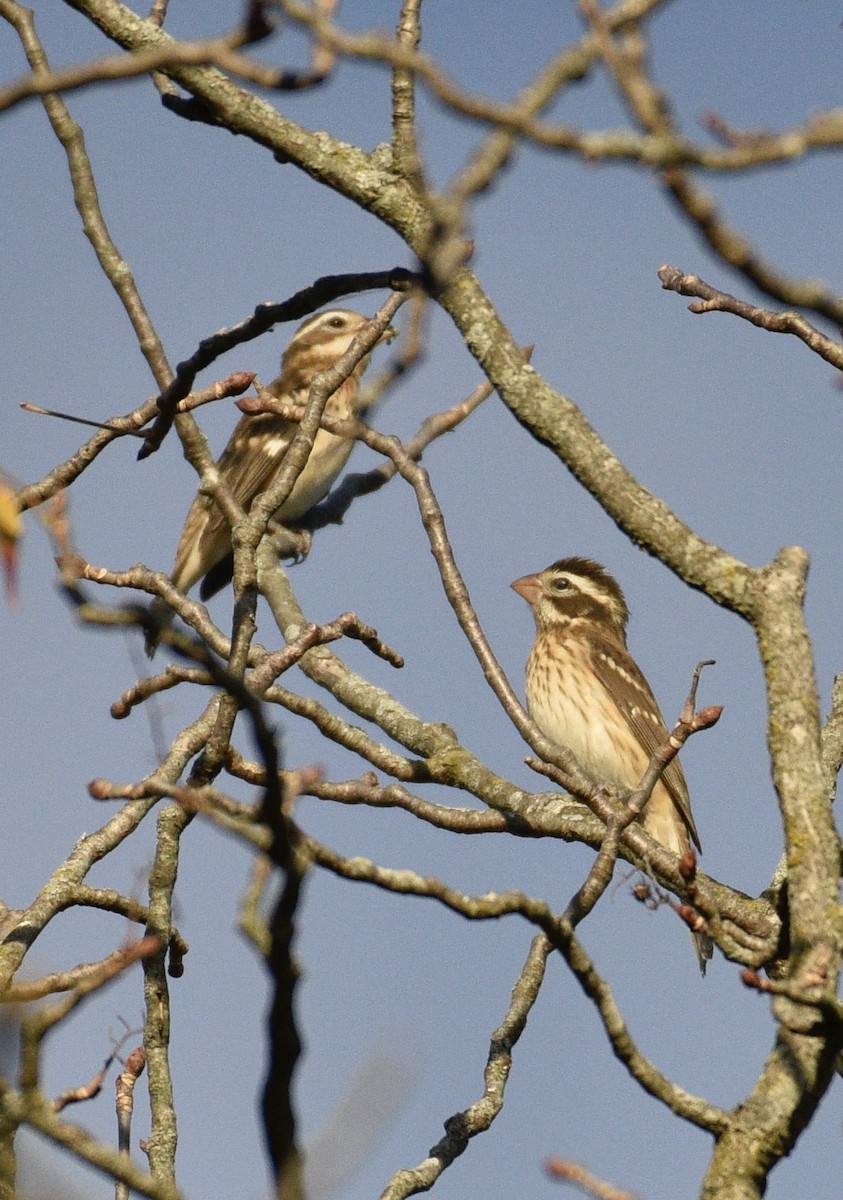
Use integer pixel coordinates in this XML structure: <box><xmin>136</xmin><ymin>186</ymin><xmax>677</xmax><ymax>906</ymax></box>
<box><xmin>659</xmin><ymin>266</ymin><xmax>843</xmax><ymax>369</ymax></box>
<box><xmin>381</xmin><ymin>936</ymin><xmax>553</xmax><ymax>1198</ymax></box>
<box><xmin>116</xmin><ymin>1046</ymin><xmax>147</xmax><ymax>1200</ymax></box>
<box><xmin>390</xmin><ymin>0</ymin><xmax>424</xmax><ymax>183</ymax></box>
<box><xmin>545</xmin><ymin>1157</ymin><xmax>639</xmax><ymax>1200</ymax></box>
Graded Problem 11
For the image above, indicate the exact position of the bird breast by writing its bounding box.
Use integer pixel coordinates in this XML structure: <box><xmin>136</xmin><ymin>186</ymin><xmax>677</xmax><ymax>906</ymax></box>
<box><xmin>525</xmin><ymin>632</ymin><xmax>647</xmax><ymax>789</ymax></box>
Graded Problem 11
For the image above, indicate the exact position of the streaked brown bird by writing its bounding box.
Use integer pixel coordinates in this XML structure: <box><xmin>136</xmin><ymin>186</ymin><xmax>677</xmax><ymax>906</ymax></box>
<box><xmin>511</xmin><ymin>556</ymin><xmax>713</xmax><ymax>974</ymax></box>
<box><xmin>145</xmin><ymin>308</ymin><xmax>394</xmax><ymax>656</ymax></box>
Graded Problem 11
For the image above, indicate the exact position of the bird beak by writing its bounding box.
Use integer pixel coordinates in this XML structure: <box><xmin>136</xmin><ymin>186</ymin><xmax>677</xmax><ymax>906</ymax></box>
<box><xmin>380</xmin><ymin>325</ymin><xmax>398</xmax><ymax>344</ymax></box>
<box><xmin>510</xmin><ymin>573</ymin><xmax>542</xmax><ymax>606</ymax></box>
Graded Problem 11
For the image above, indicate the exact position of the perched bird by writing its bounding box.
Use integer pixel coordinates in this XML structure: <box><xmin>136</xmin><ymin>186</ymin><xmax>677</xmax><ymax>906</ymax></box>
<box><xmin>511</xmin><ymin>556</ymin><xmax>713</xmax><ymax>973</ymax></box>
<box><xmin>145</xmin><ymin>308</ymin><xmax>394</xmax><ymax>656</ymax></box>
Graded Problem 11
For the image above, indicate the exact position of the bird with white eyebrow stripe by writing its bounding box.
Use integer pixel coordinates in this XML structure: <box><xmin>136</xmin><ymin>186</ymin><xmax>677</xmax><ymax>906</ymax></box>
<box><xmin>512</xmin><ymin>556</ymin><xmax>713</xmax><ymax>974</ymax></box>
<box><xmin>145</xmin><ymin>308</ymin><xmax>395</xmax><ymax>656</ymax></box>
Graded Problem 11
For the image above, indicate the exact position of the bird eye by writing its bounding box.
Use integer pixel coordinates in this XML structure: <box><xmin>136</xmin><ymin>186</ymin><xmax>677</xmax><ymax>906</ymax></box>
<box><xmin>327</xmin><ymin>315</ymin><xmax>347</xmax><ymax>329</ymax></box>
<box><xmin>550</xmin><ymin>577</ymin><xmax>571</xmax><ymax>592</ymax></box>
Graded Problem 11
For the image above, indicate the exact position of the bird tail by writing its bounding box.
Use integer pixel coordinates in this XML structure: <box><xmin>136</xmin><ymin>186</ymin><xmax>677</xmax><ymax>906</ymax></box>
<box><xmin>144</xmin><ymin>596</ymin><xmax>174</xmax><ymax>658</ymax></box>
<box><xmin>692</xmin><ymin>929</ymin><xmax>714</xmax><ymax>977</ymax></box>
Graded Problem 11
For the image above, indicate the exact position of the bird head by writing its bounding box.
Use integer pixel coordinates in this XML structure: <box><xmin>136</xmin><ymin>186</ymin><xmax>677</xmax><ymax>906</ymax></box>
<box><xmin>511</xmin><ymin>556</ymin><xmax>629</xmax><ymax>638</ymax></box>
<box><xmin>280</xmin><ymin>309</ymin><xmax>396</xmax><ymax>383</ymax></box>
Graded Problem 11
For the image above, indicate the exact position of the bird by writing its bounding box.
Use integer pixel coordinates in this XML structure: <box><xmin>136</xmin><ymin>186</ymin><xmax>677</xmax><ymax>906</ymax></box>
<box><xmin>511</xmin><ymin>556</ymin><xmax>713</xmax><ymax>974</ymax></box>
<box><xmin>145</xmin><ymin>308</ymin><xmax>395</xmax><ymax>656</ymax></box>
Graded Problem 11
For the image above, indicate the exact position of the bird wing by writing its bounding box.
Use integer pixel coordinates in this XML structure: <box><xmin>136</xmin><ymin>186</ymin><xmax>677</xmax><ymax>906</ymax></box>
<box><xmin>199</xmin><ymin>412</ymin><xmax>298</xmax><ymax>544</ymax></box>
<box><xmin>169</xmin><ymin>411</ymin><xmax>296</xmax><ymax>593</ymax></box>
<box><xmin>588</xmin><ymin>632</ymin><xmax>701</xmax><ymax>850</ymax></box>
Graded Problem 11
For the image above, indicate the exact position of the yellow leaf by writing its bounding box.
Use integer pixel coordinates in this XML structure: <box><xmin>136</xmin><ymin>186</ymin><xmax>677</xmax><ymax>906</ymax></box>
<box><xmin>0</xmin><ymin>481</ymin><xmax>22</xmax><ymax>604</ymax></box>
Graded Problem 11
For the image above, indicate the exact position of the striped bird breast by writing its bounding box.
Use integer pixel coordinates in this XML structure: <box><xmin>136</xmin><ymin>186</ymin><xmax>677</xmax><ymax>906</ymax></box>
<box><xmin>525</xmin><ymin>628</ymin><xmax>651</xmax><ymax>788</ymax></box>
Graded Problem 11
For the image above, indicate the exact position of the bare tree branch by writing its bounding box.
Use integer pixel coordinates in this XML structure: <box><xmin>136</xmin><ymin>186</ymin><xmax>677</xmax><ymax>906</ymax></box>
<box><xmin>659</xmin><ymin>265</ymin><xmax>843</xmax><ymax>369</ymax></box>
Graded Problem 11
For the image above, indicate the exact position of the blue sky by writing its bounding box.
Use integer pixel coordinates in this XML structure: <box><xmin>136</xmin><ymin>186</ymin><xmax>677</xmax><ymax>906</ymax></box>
<box><xmin>3</xmin><ymin>3</ymin><xmax>843</xmax><ymax>1198</ymax></box>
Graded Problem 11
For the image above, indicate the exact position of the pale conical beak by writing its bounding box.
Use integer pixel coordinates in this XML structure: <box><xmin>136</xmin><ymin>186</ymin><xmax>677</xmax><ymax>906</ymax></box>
<box><xmin>380</xmin><ymin>326</ymin><xmax>398</xmax><ymax>344</ymax></box>
<box><xmin>510</xmin><ymin>573</ymin><xmax>542</xmax><ymax>607</ymax></box>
